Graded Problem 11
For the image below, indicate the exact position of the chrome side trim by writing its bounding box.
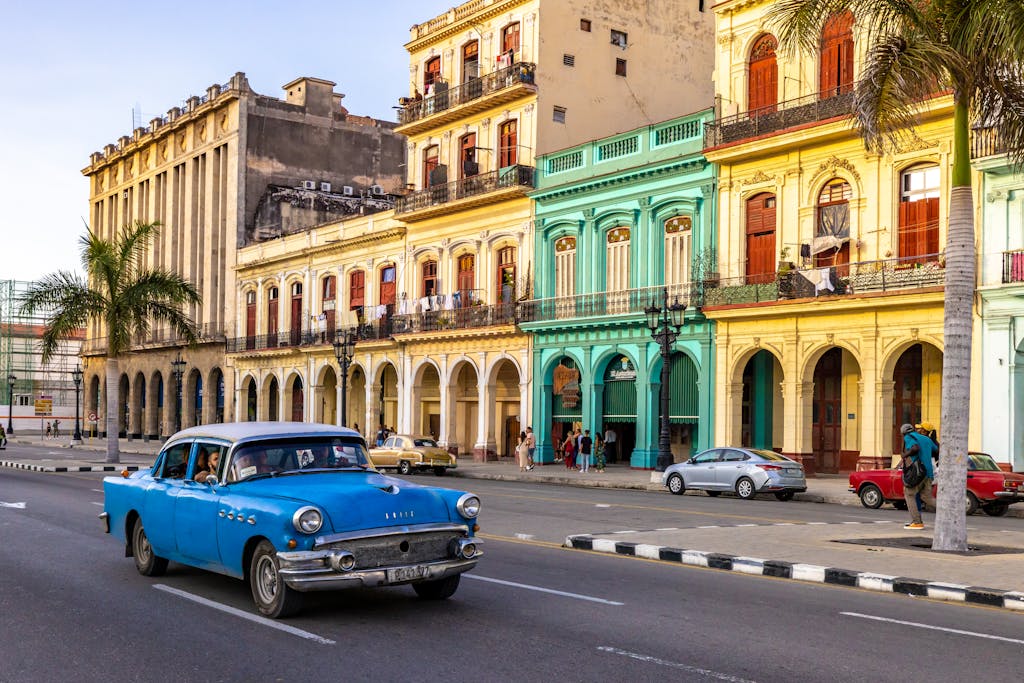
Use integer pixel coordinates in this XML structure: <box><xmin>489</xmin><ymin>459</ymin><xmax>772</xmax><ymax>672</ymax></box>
<box><xmin>313</xmin><ymin>522</ymin><xmax>469</xmax><ymax>548</ymax></box>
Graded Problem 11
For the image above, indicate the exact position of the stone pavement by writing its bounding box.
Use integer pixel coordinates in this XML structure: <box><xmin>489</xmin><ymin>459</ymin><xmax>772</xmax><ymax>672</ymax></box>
<box><xmin>5</xmin><ymin>434</ymin><xmax>1024</xmax><ymax>611</ymax></box>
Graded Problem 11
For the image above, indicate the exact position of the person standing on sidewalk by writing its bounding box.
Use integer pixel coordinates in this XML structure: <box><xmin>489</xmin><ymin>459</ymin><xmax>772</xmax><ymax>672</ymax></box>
<box><xmin>579</xmin><ymin>430</ymin><xmax>593</xmax><ymax>473</ymax></box>
<box><xmin>594</xmin><ymin>433</ymin><xmax>606</xmax><ymax>473</ymax></box>
<box><xmin>516</xmin><ymin>431</ymin><xmax>530</xmax><ymax>472</ymax></box>
<box><xmin>604</xmin><ymin>427</ymin><xmax>616</xmax><ymax>463</ymax></box>
<box><xmin>900</xmin><ymin>423</ymin><xmax>937</xmax><ymax>529</ymax></box>
<box><xmin>525</xmin><ymin>426</ymin><xmax>536</xmax><ymax>470</ymax></box>
<box><xmin>562</xmin><ymin>432</ymin><xmax>576</xmax><ymax>470</ymax></box>
<box><xmin>0</xmin><ymin>424</ymin><xmax>6</xmax><ymax>449</ymax></box>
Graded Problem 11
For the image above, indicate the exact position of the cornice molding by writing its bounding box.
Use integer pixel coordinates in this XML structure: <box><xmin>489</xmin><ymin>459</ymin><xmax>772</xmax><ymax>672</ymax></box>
<box><xmin>531</xmin><ymin>159</ymin><xmax>709</xmax><ymax>201</ymax></box>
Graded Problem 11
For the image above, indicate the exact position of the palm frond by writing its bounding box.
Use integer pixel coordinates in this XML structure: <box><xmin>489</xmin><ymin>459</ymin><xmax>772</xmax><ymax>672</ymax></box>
<box><xmin>973</xmin><ymin>62</ymin><xmax>1024</xmax><ymax>170</ymax></box>
<box><xmin>18</xmin><ymin>273</ymin><xmax>104</xmax><ymax>363</ymax></box>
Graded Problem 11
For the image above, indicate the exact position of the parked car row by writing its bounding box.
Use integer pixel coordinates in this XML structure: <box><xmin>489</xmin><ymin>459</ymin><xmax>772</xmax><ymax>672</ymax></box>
<box><xmin>102</xmin><ymin>422</ymin><xmax>482</xmax><ymax>618</ymax></box>
<box><xmin>848</xmin><ymin>452</ymin><xmax>1024</xmax><ymax>516</ymax></box>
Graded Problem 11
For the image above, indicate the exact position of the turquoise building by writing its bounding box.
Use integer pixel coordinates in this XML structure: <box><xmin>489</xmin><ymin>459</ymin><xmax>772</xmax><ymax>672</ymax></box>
<box><xmin>521</xmin><ymin>110</ymin><xmax>717</xmax><ymax>468</ymax></box>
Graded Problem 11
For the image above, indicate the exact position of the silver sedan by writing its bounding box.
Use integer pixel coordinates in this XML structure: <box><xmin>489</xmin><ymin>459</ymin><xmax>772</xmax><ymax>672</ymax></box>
<box><xmin>662</xmin><ymin>447</ymin><xmax>807</xmax><ymax>501</ymax></box>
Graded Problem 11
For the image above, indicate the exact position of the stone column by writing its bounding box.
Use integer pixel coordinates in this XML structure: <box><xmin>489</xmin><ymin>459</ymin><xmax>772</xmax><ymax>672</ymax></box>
<box><xmin>474</xmin><ymin>381</ymin><xmax>497</xmax><ymax>461</ymax></box>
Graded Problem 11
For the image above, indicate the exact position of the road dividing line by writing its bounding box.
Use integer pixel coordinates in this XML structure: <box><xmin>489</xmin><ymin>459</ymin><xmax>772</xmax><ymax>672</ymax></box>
<box><xmin>597</xmin><ymin>646</ymin><xmax>757</xmax><ymax>682</ymax></box>
<box><xmin>595</xmin><ymin>504</ymin><xmax>611</xmax><ymax>508</ymax></box>
<box><xmin>0</xmin><ymin>501</ymin><xmax>26</xmax><ymax>509</ymax></box>
<box><xmin>90</xmin><ymin>502</ymin><xmax>103</xmax><ymax>506</ymax></box>
<box><xmin>153</xmin><ymin>585</ymin><xmax>335</xmax><ymax>645</ymax></box>
<box><xmin>464</xmin><ymin>575</ymin><xmax>624</xmax><ymax>606</ymax></box>
<box><xmin>841</xmin><ymin>612</ymin><xmax>1024</xmax><ymax>645</ymax></box>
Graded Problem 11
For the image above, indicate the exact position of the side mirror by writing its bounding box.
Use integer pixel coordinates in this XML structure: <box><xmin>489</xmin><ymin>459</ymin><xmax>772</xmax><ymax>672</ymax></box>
<box><xmin>205</xmin><ymin>475</ymin><xmax>219</xmax><ymax>486</ymax></box>
<box><xmin>686</xmin><ymin>458</ymin><xmax>695</xmax><ymax>465</ymax></box>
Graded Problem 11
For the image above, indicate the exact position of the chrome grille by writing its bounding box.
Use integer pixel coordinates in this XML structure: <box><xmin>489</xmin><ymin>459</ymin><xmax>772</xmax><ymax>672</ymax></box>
<box><xmin>317</xmin><ymin>530</ymin><xmax>461</xmax><ymax>569</ymax></box>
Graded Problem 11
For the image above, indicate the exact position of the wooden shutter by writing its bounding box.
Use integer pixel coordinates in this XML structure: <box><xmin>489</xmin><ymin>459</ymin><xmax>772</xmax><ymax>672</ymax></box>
<box><xmin>349</xmin><ymin>271</ymin><xmax>365</xmax><ymax>308</ymax></box>
<box><xmin>820</xmin><ymin>12</ymin><xmax>854</xmax><ymax>96</ymax></box>
<box><xmin>748</xmin><ymin>35</ymin><xmax>778</xmax><ymax>114</ymax></box>
<box><xmin>424</xmin><ymin>56</ymin><xmax>441</xmax><ymax>91</ymax></box>
<box><xmin>746</xmin><ymin>193</ymin><xmax>776</xmax><ymax>284</ymax></box>
<box><xmin>499</xmin><ymin>121</ymin><xmax>518</xmax><ymax>168</ymax></box>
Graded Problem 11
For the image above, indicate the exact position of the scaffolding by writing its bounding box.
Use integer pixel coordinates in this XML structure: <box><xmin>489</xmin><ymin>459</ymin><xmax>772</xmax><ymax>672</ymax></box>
<box><xmin>1</xmin><ymin>280</ymin><xmax>84</xmax><ymax>422</ymax></box>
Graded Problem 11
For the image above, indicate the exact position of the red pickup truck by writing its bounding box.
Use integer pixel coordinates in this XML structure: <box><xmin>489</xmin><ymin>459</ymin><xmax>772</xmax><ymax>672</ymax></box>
<box><xmin>848</xmin><ymin>452</ymin><xmax>1024</xmax><ymax>516</ymax></box>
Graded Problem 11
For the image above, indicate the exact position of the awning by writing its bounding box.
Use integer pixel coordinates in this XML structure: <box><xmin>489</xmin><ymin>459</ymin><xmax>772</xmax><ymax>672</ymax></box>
<box><xmin>602</xmin><ymin>380</ymin><xmax>636</xmax><ymax>421</ymax></box>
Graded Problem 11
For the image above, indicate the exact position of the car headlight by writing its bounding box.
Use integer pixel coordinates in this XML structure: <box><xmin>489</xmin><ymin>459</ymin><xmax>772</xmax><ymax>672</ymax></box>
<box><xmin>293</xmin><ymin>506</ymin><xmax>323</xmax><ymax>534</ymax></box>
<box><xmin>456</xmin><ymin>493</ymin><xmax>481</xmax><ymax>519</ymax></box>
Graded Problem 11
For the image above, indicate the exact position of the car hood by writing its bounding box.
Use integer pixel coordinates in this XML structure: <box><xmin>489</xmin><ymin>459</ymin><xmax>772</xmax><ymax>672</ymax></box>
<box><xmin>234</xmin><ymin>471</ymin><xmax>454</xmax><ymax>531</ymax></box>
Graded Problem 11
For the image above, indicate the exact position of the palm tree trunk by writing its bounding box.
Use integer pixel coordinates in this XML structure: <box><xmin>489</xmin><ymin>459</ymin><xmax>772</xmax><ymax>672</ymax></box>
<box><xmin>105</xmin><ymin>357</ymin><xmax>120</xmax><ymax>464</ymax></box>
<box><xmin>933</xmin><ymin>101</ymin><xmax>973</xmax><ymax>552</ymax></box>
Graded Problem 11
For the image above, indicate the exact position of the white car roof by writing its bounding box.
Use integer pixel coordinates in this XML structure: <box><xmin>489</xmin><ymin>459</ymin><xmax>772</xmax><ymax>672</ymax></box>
<box><xmin>167</xmin><ymin>421</ymin><xmax>361</xmax><ymax>444</ymax></box>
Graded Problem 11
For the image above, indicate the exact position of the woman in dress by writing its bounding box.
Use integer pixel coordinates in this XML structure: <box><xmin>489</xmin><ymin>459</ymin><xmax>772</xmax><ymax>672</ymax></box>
<box><xmin>516</xmin><ymin>431</ymin><xmax>530</xmax><ymax>472</ymax></box>
<box><xmin>562</xmin><ymin>432</ymin><xmax>576</xmax><ymax>470</ymax></box>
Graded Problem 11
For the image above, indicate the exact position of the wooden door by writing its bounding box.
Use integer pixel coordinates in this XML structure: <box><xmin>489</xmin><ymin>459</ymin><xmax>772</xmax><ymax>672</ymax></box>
<box><xmin>892</xmin><ymin>345</ymin><xmax>923</xmax><ymax>454</ymax></box>
<box><xmin>819</xmin><ymin>11</ymin><xmax>854</xmax><ymax>96</ymax></box>
<box><xmin>424</xmin><ymin>56</ymin><xmax>441</xmax><ymax>91</ymax></box>
<box><xmin>322</xmin><ymin>276</ymin><xmax>336</xmax><ymax>341</ymax></box>
<box><xmin>245</xmin><ymin>292</ymin><xmax>256</xmax><ymax>350</ymax></box>
<box><xmin>267</xmin><ymin>289</ymin><xmax>278</xmax><ymax>348</ymax></box>
<box><xmin>812</xmin><ymin>348</ymin><xmax>842</xmax><ymax>473</ymax></box>
<box><xmin>748</xmin><ymin>34</ymin><xmax>778</xmax><ymax>114</ymax></box>
<box><xmin>457</xmin><ymin>254</ymin><xmax>475</xmax><ymax>300</ymax></box>
<box><xmin>290</xmin><ymin>285</ymin><xmax>302</xmax><ymax>346</ymax></box>
<box><xmin>499</xmin><ymin>120</ymin><xmax>517</xmax><ymax>168</ymax></box>
<box><xmin>745</xmin><ymin>193</ymin><xmax>777</xmax><ymax>284</ymax></box>
<box><xmin>899</xmin><ymin>197</ymin><xmax>940</xmax><ymax>263</ymax></box>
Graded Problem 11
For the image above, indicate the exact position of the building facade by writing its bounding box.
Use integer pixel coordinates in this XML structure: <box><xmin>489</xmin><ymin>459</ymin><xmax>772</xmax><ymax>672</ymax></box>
<box><xmin>80</xmin><ymin>73</ymin><xmax>406</xmax><ymax>440</ymax></box>
<box><xmin>703</xmin><ymin>1</ymin><xmax>957</xmax><ymax>474</ymax></box>
<box><xmin>525</xmin><ymin>110</ymin><xmax>717</xmax><ymax>468</ymax></box>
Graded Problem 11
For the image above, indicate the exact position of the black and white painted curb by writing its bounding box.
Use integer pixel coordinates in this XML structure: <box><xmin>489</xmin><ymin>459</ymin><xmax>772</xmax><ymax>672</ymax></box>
<box><xmin>566</xmin><ymin>534</ymin><xmax>1024</xmax><ymax>612</ymax></box>
<box><xmin>1</xmin><ymin>461</ymin><xmax>141</xmax><ymax>473</ymax></box>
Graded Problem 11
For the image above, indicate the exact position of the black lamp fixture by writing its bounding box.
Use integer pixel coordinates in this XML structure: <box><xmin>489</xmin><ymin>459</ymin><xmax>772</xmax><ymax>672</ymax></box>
<box><xmin>645</xmin><ymin>287</ymin><xmax>686</xmax><ymax>472</ymax></box>
<box><xmin>170</xmin><ymin>352</ymin><xmax>187</xmax><ymax>434</ymax></box>
<box><xmin>6</xmin><ymin>373</ymin><xmax>15</xmax><ymax>435</ymax></box>
<box><xmin>71</xmin><ymin>365</ymin><xmax>83</xmax><ymax>443</ymax></box>
<box><xmin>333</xmin><ymin>330</ymin><xmax>357</xmax><ymax>428</ymax></box>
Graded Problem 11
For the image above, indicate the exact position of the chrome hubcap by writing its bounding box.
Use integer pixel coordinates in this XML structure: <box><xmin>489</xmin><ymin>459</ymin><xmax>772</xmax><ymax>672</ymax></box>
<box><xmin>256</xmin><ymin>556</ymin><xmax>278</xmax><ymax>603</ymax></box>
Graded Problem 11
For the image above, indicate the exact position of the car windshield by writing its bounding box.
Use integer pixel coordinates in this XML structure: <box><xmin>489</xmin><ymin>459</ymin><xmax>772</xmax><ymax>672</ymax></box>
<box><xmin>228</xmin><ymin>437</ymin><xmax>372</xmax><ymax>482</ymax></box>
<box><xmin>968</xmin><ymin>453</ymin><xmax>1001</xmax><ymax>472</ymax></box>
<box><xmin>413</xmin><ymin>438</ymin><xmax>438</xmax><ymax>448</ymax></box>
<box><xmin>748</xmin><ymin>449</ymin><xmax>792</xmax><ymax>462</ymax></box>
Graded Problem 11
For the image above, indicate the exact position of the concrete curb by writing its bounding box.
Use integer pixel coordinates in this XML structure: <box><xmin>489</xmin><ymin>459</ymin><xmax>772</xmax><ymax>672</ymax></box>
<box><xmin>1</xmin><ymin>460</ymin><xmax>143</xmax><ymax>473</ymax></box>
<box><xmin>449</xmin><ymin>470</ymin><xmax>664</xmax><ymax>491</ymax></box>
<box><xmin>565</xmin><ymin>534</ymin><xmax>1024</xmax><ymax>612</ymax></box>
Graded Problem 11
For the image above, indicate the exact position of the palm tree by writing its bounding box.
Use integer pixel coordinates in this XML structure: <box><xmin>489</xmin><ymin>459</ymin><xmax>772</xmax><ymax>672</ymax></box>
<box><xmin>20</xmin><ymin>221</ymin><xmax>200</xmax><ymax>464</ymax></box>
<box><xmin>770</xmin><ymin>0</ymin><xmax>1024</xmax><ymax>550</ymax></box>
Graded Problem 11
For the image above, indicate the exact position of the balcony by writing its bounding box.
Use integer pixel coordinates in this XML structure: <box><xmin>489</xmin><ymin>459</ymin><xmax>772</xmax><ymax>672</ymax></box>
<box><xmin>392</xmin><ymin>300</ymin><xmax>516</xmax><ymax>335</ymax></box>
<box><xmin>1003</xmin><ymin>250</ymin><xmax>1024</xmax><ymax>284</ymax></box>
<box><xmin>226</xmin><ymin>321</ymin><xmax>395</xmax><ymax>354</ymax></box>
<box><xmin>517</xmin><ymin>283</ymin><xmax>700</xmax><ymax>326</ymax></box>
<box><xmin>972</xmin><ymin>126</ymin><xmax>1009</xmax><ymax>160</ymax></box>
<box><xmin>702</xmin><ymin>254</ymin><xmax>944</xmax><ymax>307</ymax></box>
<box><xmin>704</xmin><ymin>89</ymin><xmax>854</xmax><ymax>149</ymax></box>
<box><xmin>395</xmin><ymin>62</ymin><xmax>536</xmax><ymax>136</ymax></box>
<box><xmin>394</xmin><ymin>165</ymin><xmax>535</xmax><ymax>220</ymax></box>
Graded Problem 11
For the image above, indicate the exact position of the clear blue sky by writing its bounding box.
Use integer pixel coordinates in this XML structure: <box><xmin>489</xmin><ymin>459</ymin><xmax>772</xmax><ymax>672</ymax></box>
<box><xmin>0</xmin><ymin>0</ymin><xmax>454</xmax><ymax>281</ymax></box>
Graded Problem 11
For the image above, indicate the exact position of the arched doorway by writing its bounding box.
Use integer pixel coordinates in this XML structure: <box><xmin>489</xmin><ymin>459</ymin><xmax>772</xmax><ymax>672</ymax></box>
<box><xmin>413</xmin><ymin>363</ymin><xmax>441</xmax><ymax>438</ymax></box>
<box><xmin>88</xmin><ymin>375</ymin><xmax>101</xmax><ymax>436</ymax></box>
<box><xmin>379</xmin><ymin>364</ymin><xmax>399</xmax><ymax>432</ymax></box>
<box><xmin>211</xmin><ymin>368</ymin><xmax>225</xmax><ymax>423</ymax></box>
<box><xmin>602</xmin><ymin>355</ymin><xmax>637</xmax><ymax>464</ymax></box>
<box><xmin>748</xmin><ymin>34</ymin><xmax>778</xmax><ymax>114</ymax></box>
<box><xmin>290</xmin><ymin>376</ymin><xmax>304</xmax><ymax>422</ymax></box>
<box><xmin>492</xmin><ymin>359</ymin><xmax>521</xmax><ymax>459</ymax></box>
<box><xmin>321</xmin><ymin>366</ymin><xmax>337</xmax><ymax>425</ymax></box>
<box><xmin>811</xmin><ymin>347</ymin><xmax>863</xmax><ymax>472</ymax></box>
<box><xmin>245</xmin><ymin>377</ymin><xmax>257</xmax><ymax>422</ymax></box>
<box><xmin>267</xmin><ymin>377</ymin><xmax>280</xmax><ymax>421</ymax></box>
<box><xmin>741</xmin><ymin>350</ymin><xmax>782</xmax><ymax>450</ymax></box>
<box><xmin>131</xmin><ymin>373</ymin><xmax>145</xmax><ymax>439</ymax></box>
<box><xmin>890</xmin><ymin>343</ymin><xmax>943</xmax><ymax>455</ymax></box>
<box><xmin>349</xmin><ymin>366</ymin><xmax>366</xmax><ymax>436</ymax></box>
<box><xmin>189</xmin><ymin>370</ymin><xmax>203</xmax><ymax>427</ymax></box>
<box><xmin>551</xmin><ymin>357</ymin><xmax>582</xmax><ymax>461</ymax></box>
<box><xmin>149</xmin><ymin>372</ymin><xmax>163</xmax><ymax>439</ymax></box>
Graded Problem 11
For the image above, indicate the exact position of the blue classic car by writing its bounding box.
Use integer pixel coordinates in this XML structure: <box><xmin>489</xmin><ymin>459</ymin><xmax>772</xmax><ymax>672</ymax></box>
<box><xmin>101</xmin><ymin>422</ymin><xmax>482</xmax><ymax>618</ymax></box>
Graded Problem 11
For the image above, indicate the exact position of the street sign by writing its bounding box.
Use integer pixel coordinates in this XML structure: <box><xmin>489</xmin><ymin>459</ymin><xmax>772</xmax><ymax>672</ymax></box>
<box><xmin>34</xmin><ymin>397</ymin><xmax>53</xmax><ymax>416</ymax></box>
<box><xmin>88</xmin><ymin>411</ymin><xmax>97</xmax><ymax>422</ymax></box>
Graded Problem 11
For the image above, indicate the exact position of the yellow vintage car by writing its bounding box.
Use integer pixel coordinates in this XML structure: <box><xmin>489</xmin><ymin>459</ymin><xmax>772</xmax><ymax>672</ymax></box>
<box><xmin>369</xmin><ymin>435</ymin><xmax>458</xmax><ymax>476</ymax></box>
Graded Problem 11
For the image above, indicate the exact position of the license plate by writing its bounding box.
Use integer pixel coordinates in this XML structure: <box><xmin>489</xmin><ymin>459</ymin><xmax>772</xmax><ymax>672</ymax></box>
<box><xmin>387</xmin><ymin>565</ymin><xmax>429</xmax><ymax>583</ymax></box>
<box><xmin>784</xmin><ymin>469</ymin><xmax>802</xmax><ymax>477</ymax></box>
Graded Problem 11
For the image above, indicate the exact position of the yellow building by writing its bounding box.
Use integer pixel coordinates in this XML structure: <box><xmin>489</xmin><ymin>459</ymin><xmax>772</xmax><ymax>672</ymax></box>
<box><xmin>386</xmin><ymin>0</ymin><xmax>715</xmax><ymax>459</ymax></box>
<box><xmin>703</xmin><ymin>2</ymin><xmax>953</xmax><ymax>473</ymax></box>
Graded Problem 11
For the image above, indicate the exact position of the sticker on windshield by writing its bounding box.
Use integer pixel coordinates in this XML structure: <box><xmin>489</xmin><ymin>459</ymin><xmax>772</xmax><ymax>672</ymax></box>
<box><xmin>297</xmin><ymin>449</ymin><xmax>315</xmax><ymax>468</ymax></box>
<box><xmin>239</xmin><ymin>465</ymin><xmax>257</xmax><ymax>479</ymax></box>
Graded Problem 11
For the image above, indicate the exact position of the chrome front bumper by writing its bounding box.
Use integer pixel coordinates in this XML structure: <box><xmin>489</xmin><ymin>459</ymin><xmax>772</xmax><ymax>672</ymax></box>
<box><xmin>276</xmin><ymin>553</ymin><xmax>480</xmax><ymax>592</ymax></box>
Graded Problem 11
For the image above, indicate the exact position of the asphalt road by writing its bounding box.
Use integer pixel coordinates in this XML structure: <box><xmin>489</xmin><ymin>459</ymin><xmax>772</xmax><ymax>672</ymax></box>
<box><xmin>3</xmin><ymin>466</ymin><xmax>1024</xmax><ymax>682</ymax></box>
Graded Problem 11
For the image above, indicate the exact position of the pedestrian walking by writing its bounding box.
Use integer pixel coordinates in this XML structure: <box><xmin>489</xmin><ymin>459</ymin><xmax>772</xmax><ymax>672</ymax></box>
<box><xmin>594</xmin><ymin>434</ymin><xmax>606</xmax><ymax>473</ymax></box>
<box><xmin>604</xmin><ymin>426</ymin><xmax>617</xmax><ymax>463</ymax></box>
<box><xmin>45</xmin><ymin>422</ymin><xmax>52</xmax><ymax>439</ymax></box>
<box><xmin>900</xmin><ymin>423</ymin><xmax>937</xmax><ymax>529</ymax></box>
<box><xmin>562</xmin><ymin>432</ymin><xmax>576</xmax><ymax>470</ymax></box>
<box><xmin>516</xmin><ymin>431</ymin><xmax>530</xmax><ymax>472</ymax></box>
<box><xmin>917</xmin><ymin>421</ymin><xmax>940</xmax><ymax>461</ymax></box>
<box><xmin>525</xmin><ymin>426</ymin><xmax>536</xmax><ymax>470</ymax></box>
<box><xmin>0</xmin><ymin>424</ymin><xmax>6</xmax><ymax>449</ymax></box>
<box><xmin>579</xmin><ymin>429</ymin><xmax>593</xmax><ymax>473</ymax></box>
<box><xmin>53</xmin><ymin>419</ymin><xmax>60</xmax><ymax>438</ymax></box>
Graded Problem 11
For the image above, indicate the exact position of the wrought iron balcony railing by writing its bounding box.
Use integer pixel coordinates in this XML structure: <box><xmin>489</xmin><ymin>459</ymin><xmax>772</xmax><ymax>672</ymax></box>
<box><xmin>517</xmin><ymin>283</ymin><xmax>700</xmax><ymax>324</ymax></box>
<box><xmin>702</xmin><ymin>254</ymin><xmax>944</xmax><ymax>307</ymax></box>
<box><xmin>704</xmin><ymin>89</ymin><xmax>855</xmax><ymax>148</ymax></box>
<box><xmin>392</xmin><ymin>301</ymin><xmax>516</xmax><ymax>334</ymax></box>
<box><xmin>397</xmin><ymin>62</ymin><xmax>536</xmax><ymax>126</ymax></box>
<box><xmin>1003</xmin><ymin>250</ymin><xmax>1024</xmax><ymax>283</ymax></box>
<box><xmin>394</xmin><ymin>165</ymin><xmax>535</xmax><ymax>214</ymax></box>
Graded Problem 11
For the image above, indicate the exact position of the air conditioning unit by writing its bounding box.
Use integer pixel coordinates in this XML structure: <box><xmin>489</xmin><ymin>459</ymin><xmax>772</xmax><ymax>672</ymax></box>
<box><xmin>342</xmin><ymin>185</ymin><xmax>354</xmax><ymax>196</ymax></box>
<box><xmin>370</xmin><ymin>185</ymin><xmax>385</xmax><ymax>196</ymax></box>
<box><xmin>302</xmin><ymin>180</ymin><xmax>316</xmax><ymax>190</ymax></box>
<box><xmin>320</xmin><ymin>181</ymin><xmax>332</xmax><ymax>192</ymax></box>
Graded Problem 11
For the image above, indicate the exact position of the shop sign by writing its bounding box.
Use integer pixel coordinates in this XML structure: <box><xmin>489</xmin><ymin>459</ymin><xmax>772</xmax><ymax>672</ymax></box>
<box><xmin>553</xmin><ymin>363</ymin><xmax>581</xmax><ymax>409</ymax></box>
<box><xmin>606</xmin><ymin>356</ymin><xmax>636</xmax><ymax>382</ymax></box>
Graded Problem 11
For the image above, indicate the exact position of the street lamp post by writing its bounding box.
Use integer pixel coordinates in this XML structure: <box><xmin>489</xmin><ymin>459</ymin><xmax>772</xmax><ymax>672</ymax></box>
<box><xmin>333</xmin><ymin>330</ymin><xmax>356</xmax><ymax>428</ymax></box>
<box><xmin>171</xmin><ymin>352</ymin><xmax>186</xmax><ymax>434</ymax></box>
<box><xmin>71</xmin><ymin>365</ymin><xmax>83</xmax><ymax>444</ymax></box>
<box><xmin>6</xmin><ymin>373</ymin><xmax>15</xmax><ymax>435</ymax></box>
<box><xmin>645</xmin><ymin>287</ymin><xmax>686</xmax><ymax>472</ymax></box>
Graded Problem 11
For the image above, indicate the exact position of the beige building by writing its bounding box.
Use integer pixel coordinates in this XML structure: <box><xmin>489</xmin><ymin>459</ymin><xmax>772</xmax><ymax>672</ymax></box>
<box><xmin>81</xmin><ymin>72</ymin><xmax>406</xmax><ymax>439</ymax></box>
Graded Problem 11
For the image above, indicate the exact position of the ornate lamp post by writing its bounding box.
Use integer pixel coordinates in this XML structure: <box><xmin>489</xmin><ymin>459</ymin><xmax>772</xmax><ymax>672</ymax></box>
<box><xmin>171</xmin><ymin>352</ymin><xmax>187</xmax><ymax>434</ymax></box>
<box><xmin>645</xmin><ymin>287</ymin><xmax>686</xmax><ymax>472</ymax></box>
<box><xmin>6</xmin><ymin>373</ymin><xmax>15</xmax><ymax>435</ymax></box>
<box><xmin>71</xmin><ymin>365</ymin><xmax>83</xmax><ymax>444</ymax></box>
<box><xmin>333</xmin><ymin>330</ymin><xmax>356</xmax><ymax>428</ymax></box>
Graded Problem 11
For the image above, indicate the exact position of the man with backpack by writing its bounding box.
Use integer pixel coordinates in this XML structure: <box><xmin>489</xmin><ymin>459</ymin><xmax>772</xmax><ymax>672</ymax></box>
<box><xmin>900</xmin><ymin>423</ymin><xmax>937</xmax><ymax>530</ymax></box>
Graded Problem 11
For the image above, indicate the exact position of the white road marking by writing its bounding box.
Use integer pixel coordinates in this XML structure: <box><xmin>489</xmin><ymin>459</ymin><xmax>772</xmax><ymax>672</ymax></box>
<box><xmin>773</xmin><ymin>523</ymin><xmax>794</xmax><ymax>526</ymax></box>
<box><xmin>0</xmin><ymin>501</ymin><xmax>27</xmax><ymax>509</ymax></box>
<box><xmin>464</xmin><ymin>575</ymin><xmax>624</xmax><ymax>606</ymax></box>
<box><xmin>654</xmin><ymin>527</ymin><xmax>679</xmax><ymax>532</ymax></box>
<box><xmin>611</xmin><ymin>530</ymin><xmax>636</xmax><ymax>534</ymax></box>
<box><xmin>90</xmin><ymin>502</ymin><xmax>103</xmax><ymax>506</ymax></box>
<box><xmin>153</xmin><ymin>585</ymin><xmax>335</xmax><ymax>645</ymax></box>
<box><xmin>91</xmin><ymin>489</ymin><xmax>102</xmax><ymax>492</ymax></box>
<box><xmin>841</xmin><ymin>612</ymin><xmax>1024</xmax><ymax>645</ymax></box>
<box><xmin>597</xmin><ymin>646</ymin><xmax>757</xmax><ymax>682</ymax></box>
<box><xmin>595</xmin><ymin>504</ymin><xmax>611</xmax><ymax>508</ymax></box>
<box><xmin>698</xmin><ymin>525</ymin><xmax>720</xmax><ymax>529</ymax></box>
<box><xmin>808</xmin><ymin>522</ymin><xmax>828</xmax><ymax>525</ymax></box>
<box><xmin>841</xmin><ymin>521</ymin><xmax>862</xmax><ymax>525</ymax></box>
<box><xmin>514</xmin><ymin>533</ymin><xmax>534</xmax><ymax>540</ymax></box>
<box><xmin>873</xmin><ymin>520</ymin><xmax>893</xmax><ymax>524</ymax></box>
<box><xmin>736</xmin><ymin>523</ymin><xmax>757</xmax><ymax>527</ymax></box>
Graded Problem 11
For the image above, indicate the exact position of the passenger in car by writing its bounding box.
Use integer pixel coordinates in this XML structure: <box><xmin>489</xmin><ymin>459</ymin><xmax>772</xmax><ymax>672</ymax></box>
<box><xmin>194</xmin><ymin>448</ymin><xmax>220</xmax><ymax>483</ymax></box>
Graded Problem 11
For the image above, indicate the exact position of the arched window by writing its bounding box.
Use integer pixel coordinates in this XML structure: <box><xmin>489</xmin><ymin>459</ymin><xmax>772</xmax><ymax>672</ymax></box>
<box><xmin>815</xmin><ymin>179</ymin><xmax>852</xmax><ymax>273</ymax></box>
<box><xmin>606</xmin><ymin>227</ymin><xmax>631</xmax><ymax>292</ymax></box>
<box><xmin>748</xmin><ymin>34</ymin><xmax>778</xmax><ymax>114</ymax></box>
<box><xmin>554</xmin><ymin>236</ymin><xmax>577</xmax><ymax>299</ymax></box>
<box><xmin>422</xmin><ymin>260</ymin><xmax>438</xmax><ymax>297</ymax></box>
<box><xmin>499</xmin><ymin>120</ymin><xmax>518</xmax><ymax>168</ymax></box>
<box><xmin>424</xmin><ymin>56</ymin><xmax>441</xmax><ymax>92</ymax></box>
<box><xmin>497</xmin><ymin>246</ymin><xmax>517</xmax><ymax>303</ymax></box>
<box><xmin>899</xmin><ymin>164</ymin><xmax>940</xmax><ymax>262</ymax></box>
<box><xmin>423</xmin><ymin>145</ymin><xmax>440</xmax><ymax>188</ymax></box>
<box><xmin>460</xmin><ymin>133</ymin><xmax>478</xmax><ymax>178</ymax></box>
<box><xmin>820</xmin><ymin>11</ymin><xmax>854</xmax><ymax>97</ymax></box>
<box><xmin>664</xmin><ymin>216</ymin><xmax>692</xmax><ymax>287</ymax></box>
<box><xmin>457</xmin><ymin>254</ymin><xmax>475</xmax><ymax>305</ymax></box>
<box><xmin>745</xmin><ymin>193</ymin><xmax>776</xmax><ymax>284</ymax></box>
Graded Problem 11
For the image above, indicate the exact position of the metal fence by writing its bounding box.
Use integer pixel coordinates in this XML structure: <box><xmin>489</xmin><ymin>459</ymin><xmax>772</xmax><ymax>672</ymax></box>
<box><xmin>705</xmin><ymin>90</ymin><xmax>854</xmax><ymax>148</ymax></box>
<box><xmin>395</xmin><ymin>165</ymin><xmax>535</xmax><ymax>214</ymax></box>
<box><xmin>397</xmin><ymin>62</ymin><xmax>536</xmax><ymax>125</ymax></box>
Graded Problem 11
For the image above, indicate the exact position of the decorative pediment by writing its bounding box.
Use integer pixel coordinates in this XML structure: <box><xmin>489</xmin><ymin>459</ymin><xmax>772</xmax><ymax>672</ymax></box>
<box><xmin>814</xmin><ymin>155</ymin><xmax>861</xmax><ymax>184</ymax></box>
